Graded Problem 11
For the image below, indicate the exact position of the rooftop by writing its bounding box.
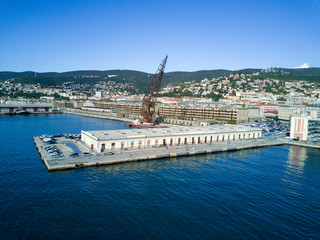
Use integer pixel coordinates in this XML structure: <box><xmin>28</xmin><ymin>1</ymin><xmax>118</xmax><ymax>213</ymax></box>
<box><xmin>0</xmin><ymin>104</ymin><xmax>53</xmax><ymax>107</ymax></box>
<box><xmin>82</xmin><ymin>125</ymin><xmax>261</xmax><ymax>141</ymax></box>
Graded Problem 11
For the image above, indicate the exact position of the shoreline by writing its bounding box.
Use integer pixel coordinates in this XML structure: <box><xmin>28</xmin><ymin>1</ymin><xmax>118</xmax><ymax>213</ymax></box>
<box><xmin>63</xmin><ymin>110</ymin><xmax>133</xmax><ymax>122</ymax></box>
<box><xmin>32</xmin><ymin>112</ymin><xmax>320</xmax><ymax>171</ymax></box>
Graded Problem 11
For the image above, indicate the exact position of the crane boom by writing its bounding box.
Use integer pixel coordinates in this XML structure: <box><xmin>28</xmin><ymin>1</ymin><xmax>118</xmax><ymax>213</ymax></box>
<box><xmin>141</xmin><ymin>55</ymin><xmax>168</xmax><ymax>123</ymax></box>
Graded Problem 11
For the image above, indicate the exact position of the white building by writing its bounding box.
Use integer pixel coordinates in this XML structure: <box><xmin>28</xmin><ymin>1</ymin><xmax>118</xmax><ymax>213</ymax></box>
<box><xmin>278</xmin><ymin>105</ymin><xmax>306</xmax><ymax>121</ymax></box>
<box><xmin>290</xmin><ymin>115</ymin><xmax>320</xmax><ymax>142</ymax></box>
<box><xmin>81</xmin><ymin>125</ymin><xmax>262</xmax><ymax>153</ymax></box>
<box><xmin>95</xmin><ymin>91</ymin><xmax>103</xmax><ymax>98</ymax></box>
<box><xmin>290</xmin><ymin>116</ymin><xmax>309</xmax><ymax>141</ymax></box>
<box><xmin>0</xmin><ymin>104</ymin><xmax>53</xmax><ymax>114</ymax></box>
<box><xmin>290</xmin><ymin>108</ymin><xmax>319</xmax><ymax>141</ymax></box>
<box><xmin>248</xmin><ymin>107</ymin><xmax>259</xmax><ymax>121</ymax></box>
<box><xmin>306</xmin><ymin>105</ymin><xmax>320</xmax><ymax>118</ymax></box>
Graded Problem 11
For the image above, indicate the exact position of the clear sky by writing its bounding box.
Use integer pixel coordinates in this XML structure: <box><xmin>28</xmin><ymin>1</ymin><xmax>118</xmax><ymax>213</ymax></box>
<box><xmin>1</xmin><ymin>0</ymin><xmax>320</xmax><ymax>73</ymax></box>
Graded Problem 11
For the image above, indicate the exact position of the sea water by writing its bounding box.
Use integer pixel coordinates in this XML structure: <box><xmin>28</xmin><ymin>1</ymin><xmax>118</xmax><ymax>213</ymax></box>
<box><xmin>0</xmin><ymin>114</ymin><xmax>319</xmax><ymax>239</ymax></box>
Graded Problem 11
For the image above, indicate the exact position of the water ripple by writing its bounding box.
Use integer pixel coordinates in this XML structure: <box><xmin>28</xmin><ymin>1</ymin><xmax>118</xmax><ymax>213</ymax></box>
<box><xmin>0</xmin><ymin>115</ymin><xmax>320</xmax><ymax>239</ymax></box>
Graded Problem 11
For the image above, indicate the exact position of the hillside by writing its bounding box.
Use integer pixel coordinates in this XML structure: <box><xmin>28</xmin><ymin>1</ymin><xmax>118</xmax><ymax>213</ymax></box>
<box><xmin>256</xmin><ymin>68</ymin><xmax>320</xmax><ymax>83</ymax></box>
<box><xmin>1</xmin><ymin>68</ymin><xmax>320</xmax><ymax>92</ymax></box>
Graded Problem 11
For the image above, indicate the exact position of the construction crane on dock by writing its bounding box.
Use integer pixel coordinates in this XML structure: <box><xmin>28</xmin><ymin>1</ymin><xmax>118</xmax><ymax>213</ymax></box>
<box><xmin>141</xmin><ymin>55</ymin><xmax>168</xmax><ymax>123</ymax></box>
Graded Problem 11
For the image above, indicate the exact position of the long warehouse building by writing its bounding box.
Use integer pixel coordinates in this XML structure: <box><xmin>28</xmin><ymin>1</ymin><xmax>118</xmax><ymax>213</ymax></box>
<box><xmin>81</xmin><ymin>125</ymin><xmax>262</xmax><ymax>153</ymax></box>
<box><xmin>0</xmin><ymin>104</ymin><xmax>53</xmax><ymax>114</ymax></box>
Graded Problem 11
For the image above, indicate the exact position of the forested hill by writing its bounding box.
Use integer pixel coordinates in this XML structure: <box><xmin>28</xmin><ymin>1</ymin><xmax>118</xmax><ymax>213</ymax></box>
<box><xmin>1</xmin><ymin>67</ymin><xmax>319</xmax><ymax>92</ymax></box>
<box><xmin>256</xmin><ymin>68</ymin><xmax>320</xmax><ymax>82</ymax></box>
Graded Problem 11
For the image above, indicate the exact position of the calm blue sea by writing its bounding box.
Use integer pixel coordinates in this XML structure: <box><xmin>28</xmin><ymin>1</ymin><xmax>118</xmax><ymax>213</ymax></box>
<box><xmin>0</xmin><ymin>114</ymin><xmax>320</xmax><ymax>240</ymax></box>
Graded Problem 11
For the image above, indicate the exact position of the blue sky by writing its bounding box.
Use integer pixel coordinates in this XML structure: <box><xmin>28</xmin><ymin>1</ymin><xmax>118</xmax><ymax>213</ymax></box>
<box><xmin>1</xmin><ymin>0</ymin><xmax>319</xmax><ymax>73</ymax></box>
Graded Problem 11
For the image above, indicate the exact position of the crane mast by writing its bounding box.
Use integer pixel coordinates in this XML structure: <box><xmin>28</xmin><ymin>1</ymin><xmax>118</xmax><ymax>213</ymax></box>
<box><xmin>141</xmin><ymin>55</ymin><xmax>168</xmax><ymax>123</ymax></box>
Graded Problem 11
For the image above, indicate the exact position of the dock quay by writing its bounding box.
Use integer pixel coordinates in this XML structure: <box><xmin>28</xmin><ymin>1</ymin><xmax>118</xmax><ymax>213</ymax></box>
<box><xmin>63</xmin><ymin>110</ymin><xmax>133</xmax><ymax>122</ymax></box>
<box><xmin>288</xmin><ymin>141</ymin><xmax>320</xmax><ymax>149</ymax></box>
<box><xmin>34</xmin><ymin>136</ymin><xmax>286</xmax><ymax>171</ymax></box>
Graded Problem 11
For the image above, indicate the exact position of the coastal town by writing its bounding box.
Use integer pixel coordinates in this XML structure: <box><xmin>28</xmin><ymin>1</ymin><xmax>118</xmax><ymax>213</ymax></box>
<box><xmin>1</xmin><ymin>64</ymin><xmax>320</xmax><ymax>171</ymax></box>
<box><xmin>1</xmin><ymin>68</ymin><xmax>320</xmax><ymax>104</ymax></box>
<box><xmin>1</xmin><ymin>67</ymin><xmax>320</xmax><ymax>146</ymax></box>
<box><xmin>2</xmin><ymin>1</ymin><xmax>320</xmax><ymax>239</ymax></box>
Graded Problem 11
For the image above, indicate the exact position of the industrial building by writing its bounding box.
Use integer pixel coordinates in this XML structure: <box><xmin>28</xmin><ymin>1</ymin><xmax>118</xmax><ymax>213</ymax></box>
<box><xmin>0</xmin><ymin>104</ymin><xmax>53</xmax><ymax>114</ymax></box>
<box><xmin>158</xmin><ymin>105</ymin><xmax>250</xmax><ymax>124</ymax></box>
<box><xmin>71</xmin><ymin>101</ymin><xmax>253</xmax><ymax>124</ymax></box>
<box><xmin>81</xmin><ymin>125</ymin><xmax>262</xmax><ymax>153</ymax></box>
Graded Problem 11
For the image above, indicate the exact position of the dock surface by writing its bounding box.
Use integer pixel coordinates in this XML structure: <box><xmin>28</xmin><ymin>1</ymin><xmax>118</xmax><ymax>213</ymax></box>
<box><xmin>63</xmin><ymin>110</ymin><xmax>133</xmax><ymax>122</ymax></box>
<box><xmin>34</xmin><ymin>137</ymin><xmax>288</xmax><ymax>171</ymax></box>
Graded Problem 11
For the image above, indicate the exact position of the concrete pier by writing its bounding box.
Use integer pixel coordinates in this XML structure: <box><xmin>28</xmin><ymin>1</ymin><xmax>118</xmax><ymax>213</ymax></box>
<box><xmin>34</xmin><ymin>136</ymin><xmax>288</xmax><ymax>171</ymax></box>
<box><xmin>63</xmin><ymin>110</ymin><xmax>133</xmax><ymax>122</ymax></box>
<box><xmin>288</xmin><ymin>141</ymin><xmax>320</xmax><ymax>149</ymax></box>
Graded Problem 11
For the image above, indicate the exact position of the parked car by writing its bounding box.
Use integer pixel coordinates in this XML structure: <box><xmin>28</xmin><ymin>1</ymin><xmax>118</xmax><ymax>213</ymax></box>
<box><xmin>69</xmin><ymin>153</ymin><xmax>79</xmax><ymax>157</ymax></box>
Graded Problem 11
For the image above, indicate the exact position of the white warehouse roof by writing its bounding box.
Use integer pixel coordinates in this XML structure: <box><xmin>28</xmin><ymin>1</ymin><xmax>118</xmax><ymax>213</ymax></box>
<box><xmin>82</xmin><ymin>125</ymin><xmax>261</xmax><ymax>141</ymax></box>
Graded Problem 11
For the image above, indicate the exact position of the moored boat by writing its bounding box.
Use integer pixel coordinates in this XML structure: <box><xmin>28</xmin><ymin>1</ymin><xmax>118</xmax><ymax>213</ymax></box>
<box><xmin>14</xmin><ymin>108</ymin><xmax>30</xmax><ymax>115</ymax></box>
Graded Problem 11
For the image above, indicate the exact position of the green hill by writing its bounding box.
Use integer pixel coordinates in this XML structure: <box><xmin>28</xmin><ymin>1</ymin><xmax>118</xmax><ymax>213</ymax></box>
<box><xmin>1</xmin><ymin>67</ymin><xmax>319</xmax><ymax>93</ymax></box>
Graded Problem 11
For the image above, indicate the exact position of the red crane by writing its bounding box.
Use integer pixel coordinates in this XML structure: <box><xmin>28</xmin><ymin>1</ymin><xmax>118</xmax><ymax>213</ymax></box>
<box><xmin>141</xmin><ymin>55</ymin><xmax>168</xmax><ymax>123</ymax></box>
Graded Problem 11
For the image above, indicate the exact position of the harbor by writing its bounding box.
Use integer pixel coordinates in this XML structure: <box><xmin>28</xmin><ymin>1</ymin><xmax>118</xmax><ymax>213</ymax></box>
<box><xmin>35</xmin><ymin>135</ymin><xmax>286</xmax><ymax>171</ymax></box>
<box><xmin>4</xmin><ymin>110</ymin><xmax>320</xmax><ymax>240</ymax></box>
<box><xmin>32</xmin><ymin>111</ymin><xmax>320</xmax><ymax>171</ymax></box>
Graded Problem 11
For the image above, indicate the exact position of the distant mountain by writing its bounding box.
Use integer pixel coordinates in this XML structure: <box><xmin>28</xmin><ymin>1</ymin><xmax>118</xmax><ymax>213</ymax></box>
<box><xmin>1</xmin><ymin>68</ymin><xmax>319</xmax><ymax>92</ymax></box>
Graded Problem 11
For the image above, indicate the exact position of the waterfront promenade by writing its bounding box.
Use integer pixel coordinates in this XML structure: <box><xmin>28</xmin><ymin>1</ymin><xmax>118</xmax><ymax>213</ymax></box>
<box><xmin>35</xmin><ymin>137</ymin><xmax>285</xmax><ymax>171</ymax></box>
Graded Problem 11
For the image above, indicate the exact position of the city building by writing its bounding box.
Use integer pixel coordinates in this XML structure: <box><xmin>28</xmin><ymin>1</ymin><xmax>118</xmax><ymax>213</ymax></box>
<box><xmin>248</xmin><ymin>107</ymin><xmax>259</xmax><ymax>121</ymax></box>
<box><xmin>76</xmin><ymin>102</ymin><xmax>252</xmax><ymax>124</ymax></box>
<box><xmin>290</xmin><ymin>116</ymin><xmax>320</xmax><ymax>142</ymax></box>
<box><xmin>95</xmin><ymin>91</ymin><xmax>103</xmax><ymax>98</ymax></box>
<box><xmin>306</xmin><ymin>104</ymin><xmax>320</xmax><ymax>118</ymax></box>
<box><xmin>158</xmin><ymin>105</ymin><xmax>249</xmax><ymax>124</ymax></box>
<box><xmin>278</xmin><ymin>105</ymin><xmax>306</xmax><ymax>121</ymax></box>
<box><xmin>257</xmin><ymin>104</ymin><xmax>278</xmax><ymax>115</ymax></box>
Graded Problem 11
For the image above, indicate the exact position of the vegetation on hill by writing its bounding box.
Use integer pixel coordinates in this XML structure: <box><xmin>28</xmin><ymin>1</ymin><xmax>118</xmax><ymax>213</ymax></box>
<box><xmin>1</xmin><ymin>67</ymin><xmax>319</xmax><ymax>93</ymax></box>
<box><xmin>254</xmin><ymin>68</ymin><xmax>320</xmax><ymax>83</ymax></box>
